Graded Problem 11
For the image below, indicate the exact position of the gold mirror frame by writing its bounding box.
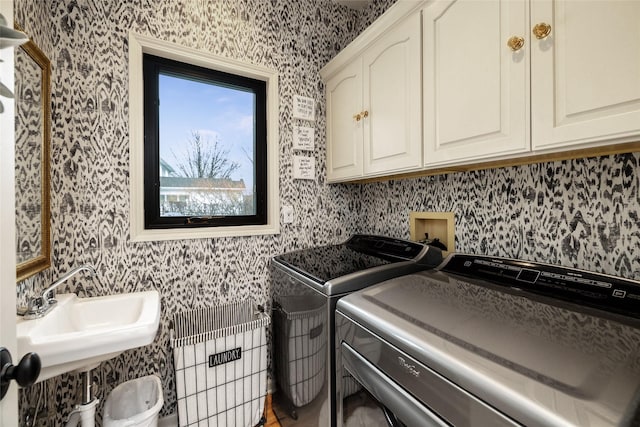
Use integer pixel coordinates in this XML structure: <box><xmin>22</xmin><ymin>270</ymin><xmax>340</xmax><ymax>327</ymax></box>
<box><xmin>15</xmin><ymin>25</ymin><xmax>51</xmax><ymax>282</ymax></box>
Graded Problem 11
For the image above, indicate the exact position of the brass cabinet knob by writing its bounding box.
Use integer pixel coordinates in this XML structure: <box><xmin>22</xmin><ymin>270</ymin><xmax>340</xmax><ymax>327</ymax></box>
<box><xmin>533</xmin><ymin>22</ymin><xmax>551</xmax><ymax>39</ymax></box>
<box><xmin>353</xmin><ymin>111</ymin><xmax>368</xmax><ymax>121</ymax></box>
<box><xmin>507</xmin><ymin>36</ymin><xmax>525</xmax><ymax>51</ymax></box>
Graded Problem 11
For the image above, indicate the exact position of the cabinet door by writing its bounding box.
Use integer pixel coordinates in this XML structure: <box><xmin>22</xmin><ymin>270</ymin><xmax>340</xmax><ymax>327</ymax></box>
<box><xmin>531</xmin><ymin>1</ymin><xmax>640</xmax><ymax>150</ymax></box>
<box><xmin>325</xmin><ymin>59</ymin><xmax>363</xmax><ymax>182</ymax></box>
<box><xmin>423</xmin><ymin>0</ymin><xmax>529</xmax><ymax>167</ymax></box>
<box><xmin>362</xmin><ymin>12</ymin><xmax>423</xmax><ymax>175</ymax></box>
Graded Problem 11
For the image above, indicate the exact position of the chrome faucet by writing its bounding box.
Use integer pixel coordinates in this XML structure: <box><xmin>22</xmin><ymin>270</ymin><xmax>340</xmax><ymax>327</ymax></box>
<box><xmin>19</xmin><ymin>264</ymin><xmax>97</xmax><ymax>319</ymax></box>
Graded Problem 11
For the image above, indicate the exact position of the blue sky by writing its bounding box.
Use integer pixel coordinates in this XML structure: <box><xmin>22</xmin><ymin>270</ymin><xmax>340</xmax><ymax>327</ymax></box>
<box><xmin>159</xmin><ymin>73</ymin><xmax>256</xmax><ymax>192</ymax></box>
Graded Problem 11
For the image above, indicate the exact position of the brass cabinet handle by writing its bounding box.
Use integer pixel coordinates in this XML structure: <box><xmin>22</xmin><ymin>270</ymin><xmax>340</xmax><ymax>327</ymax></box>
<box><xmin>533</xmin><ymin>22</ymin><xmax>551</xmax><ymax>39</ymax></box>
<box><xmin>353</xmin><ymin>113</ymin><xmax>362</xmax><ymax>122</ymax></box>
<box><xmin>362</xmin><ymin>110</ymin><xmax>369</xmax><ymax>118</ymax></box>
<box><xmin>507</xmin><ymin>36</ymin><xmax>525</xmax><ymax>51</ymax></box>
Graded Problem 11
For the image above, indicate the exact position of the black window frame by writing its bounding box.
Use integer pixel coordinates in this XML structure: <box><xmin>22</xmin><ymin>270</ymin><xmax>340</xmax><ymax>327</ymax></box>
<box><xmin>142</xmin><ymin>53</ymin><xmax>267</xmax><ymax>229</ymax></box>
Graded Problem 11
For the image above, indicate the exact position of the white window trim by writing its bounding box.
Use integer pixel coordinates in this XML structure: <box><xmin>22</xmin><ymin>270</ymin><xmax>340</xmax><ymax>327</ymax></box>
<box><xmin>128</xmin><ymin>32</ymin><xmax>280</xmax><ymax>242</ymax></box>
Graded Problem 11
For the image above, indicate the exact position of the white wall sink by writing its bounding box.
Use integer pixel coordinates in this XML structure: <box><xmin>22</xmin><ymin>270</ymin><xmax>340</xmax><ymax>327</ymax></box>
<box><xmin>17</xmin><ymin>291</ymin><xmax>161</xmax><ymax>382</ymax></box>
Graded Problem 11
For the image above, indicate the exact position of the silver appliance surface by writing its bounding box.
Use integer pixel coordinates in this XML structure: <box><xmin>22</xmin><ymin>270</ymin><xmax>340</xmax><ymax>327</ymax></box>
<box><xmin>271</xmin><ymin>234</ymin><xmax>443</xmax><ymax>427</ymax></box>
<box><xmin>272</xmin><ymin>234</ymin><xmax>442</xmax><ymax>296</ymax></box>
<box><xmin>336</xmin><ymin>254</ymin><xmax>640</xmax><ymax>427</ymax></box>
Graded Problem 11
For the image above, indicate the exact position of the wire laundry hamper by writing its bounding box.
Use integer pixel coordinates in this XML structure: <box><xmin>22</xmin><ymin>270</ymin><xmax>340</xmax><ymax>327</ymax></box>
<box><xmin>171</xmin><ymin>300</ymin><xmax>270</xmax><ymax>427</ymax></box>
<box><xmin>273</xmin><ymin>295</ymin><xmax>327</xmax><ymax>408</ymax></box>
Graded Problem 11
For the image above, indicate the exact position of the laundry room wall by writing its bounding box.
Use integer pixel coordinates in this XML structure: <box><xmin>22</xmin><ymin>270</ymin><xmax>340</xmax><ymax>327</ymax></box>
<box><xmin>357</xmin><ymin>154</ymin><xmax>640</xmax><ymax>280</ymax></box>
<box><xmin>13</xmin><ymin>0</ymin><xmax>383</xmax><ymax>424</ymax></box>
<box><xmin>14</xmin><ymin>0</ymin><xmax>640</xmax><ymax>424</ymax></box>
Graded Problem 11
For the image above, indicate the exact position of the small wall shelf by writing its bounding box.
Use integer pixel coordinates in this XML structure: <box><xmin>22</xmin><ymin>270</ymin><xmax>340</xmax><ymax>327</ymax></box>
<box><xmin>409</xmin><ymin>211</ymin><xmax>455</xmax><ymax>256</ymax></box>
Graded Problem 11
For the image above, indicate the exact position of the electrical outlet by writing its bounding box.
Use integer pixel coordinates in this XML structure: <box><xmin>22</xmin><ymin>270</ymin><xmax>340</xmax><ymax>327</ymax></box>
<box><xmin>282</xmin><ymin>205</ymin><xmax>294</xmax><ymax>224</ymax></box>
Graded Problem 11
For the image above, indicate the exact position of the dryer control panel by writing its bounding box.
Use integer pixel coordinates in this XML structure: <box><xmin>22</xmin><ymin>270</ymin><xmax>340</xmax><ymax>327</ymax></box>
<box><xmin>442</xmin><ymin>254</ymin><xmax>640</xmax><ymax>321</ymax></box>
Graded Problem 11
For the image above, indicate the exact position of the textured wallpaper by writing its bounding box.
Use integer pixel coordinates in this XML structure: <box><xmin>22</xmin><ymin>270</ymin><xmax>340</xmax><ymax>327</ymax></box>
<box><xmin>358</xmin><ymin>153</ymin><xmax>640</xmax><ymax>280</ymax></box>
<box><xmin>13</xmin><ymin>0</ymin><xmax>640</xmax><ymax>425</ymax></box>
<box><xmin>14</xmin><ymin>0</ymin><xmax>367</xmax><ymax>424</ymax></box>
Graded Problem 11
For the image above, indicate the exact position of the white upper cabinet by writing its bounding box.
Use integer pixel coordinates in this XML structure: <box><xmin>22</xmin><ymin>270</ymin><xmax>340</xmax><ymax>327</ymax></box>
<box><xmin>323</xmin><ymin>0</ymin><xmax>640</xmax><ymax>182</ymax></box>
<box><xmin>362</xmin><ymin>12</ymin><xmax>422</xmax><ymax>176</ymax></box>
<box><xmin>423</xmin><ymin>0</ymin><xmax>530</xmax><ymax>167</ymax></box>
<box><xmin>423</xmin><ymin>0</ymin><xmax>640</xmax><ymax>167</ymax></box>
<box><xmin>322</xmin><ymin>4</ymin><xmax>424</xmax><ymax>183</ymax></box>
<box><xmin>531</xmin><ymin>1</ymin><xmax>640</xmax><ymax>150</ymax></box>
<box><xmin>325</xmin><ymin>59</ymin><xmax>364</xmax><ymax>181</ymax></box>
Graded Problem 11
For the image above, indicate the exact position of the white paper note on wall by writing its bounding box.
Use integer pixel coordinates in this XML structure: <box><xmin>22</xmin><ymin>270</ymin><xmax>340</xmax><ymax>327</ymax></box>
<box><xmin>293</xmin><ymin>95</ymin><xmax>315</xmax><ymax>121</ymax></box>
<box><xmin>293</xmin><ymin>156</ymin><xmax>315</xmax><ymax>180</ymax></box>
<box><xmin>293</xmin><ymin>126</ymin><xmax>315</xmax><ymax>151</ymax></box>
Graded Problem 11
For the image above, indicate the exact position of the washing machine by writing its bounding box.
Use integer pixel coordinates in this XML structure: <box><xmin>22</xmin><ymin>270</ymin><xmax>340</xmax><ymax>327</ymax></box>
<box><xmin>270</xmin><ymin>234</ymin><xmax>443</xmax><ymax>427</ymax></box>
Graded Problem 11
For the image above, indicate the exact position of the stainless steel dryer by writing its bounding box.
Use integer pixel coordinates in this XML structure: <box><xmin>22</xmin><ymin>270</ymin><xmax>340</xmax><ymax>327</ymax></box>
<box><xmin>336</xmin><ymin>253</ymin><xmax>640</xmax><ymax>427</ymax></box>
<box><xmin>271</xmin><ymin>234</ymin><xmax>443</xmax><ymax>427</ymax></box>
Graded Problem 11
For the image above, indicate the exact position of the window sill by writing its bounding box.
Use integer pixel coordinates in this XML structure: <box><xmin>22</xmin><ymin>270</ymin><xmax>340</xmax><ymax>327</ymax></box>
<box><xmin>130</xmin><ymin>222</ymin><xmax>280</xmax><ymax>242</ymax></box>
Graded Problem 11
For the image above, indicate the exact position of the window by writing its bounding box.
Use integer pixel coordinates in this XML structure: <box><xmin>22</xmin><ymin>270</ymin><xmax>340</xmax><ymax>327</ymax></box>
<box><xmin>128</xmin><ymin>33</ymin><xmax>279</xmax><ymax>241</ymax></box>
<box><xmin>143</xmin><ymin>54</ymin><xmax>267</xmax><ymax>229</ymax></box>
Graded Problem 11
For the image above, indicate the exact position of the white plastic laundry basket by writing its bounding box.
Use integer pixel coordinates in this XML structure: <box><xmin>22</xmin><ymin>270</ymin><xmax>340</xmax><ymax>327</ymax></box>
<box><xmin>171</xmin><ymin>300</ymin><xmax>270</xmax><ymax>427</ymax></box>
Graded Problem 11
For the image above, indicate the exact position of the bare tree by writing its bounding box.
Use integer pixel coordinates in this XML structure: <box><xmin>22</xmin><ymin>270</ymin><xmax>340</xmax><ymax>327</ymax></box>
<box><xmin>172</xmin><ymin>131</ymin><xmax>240</xmax><ymax>179</ymax></box>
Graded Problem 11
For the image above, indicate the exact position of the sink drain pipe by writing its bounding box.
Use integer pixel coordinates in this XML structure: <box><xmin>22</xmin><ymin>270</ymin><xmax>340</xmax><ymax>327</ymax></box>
<box><xmin>65</xmin><ymin>369</ymin><xmax>99</xmax><ymax>427</ymax></box>
<box><xmin>65</xmin><ymin>399</ymin><xmax>99</xmax><ymax>427</ymax></box>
